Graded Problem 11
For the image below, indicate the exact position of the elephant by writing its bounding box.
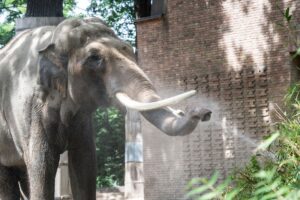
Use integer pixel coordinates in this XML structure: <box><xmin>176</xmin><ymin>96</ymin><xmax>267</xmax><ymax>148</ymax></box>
<box><xmin>0</xmin><ymin>18</ymin><xmax>211</xmax><ymax>200</ymax></box>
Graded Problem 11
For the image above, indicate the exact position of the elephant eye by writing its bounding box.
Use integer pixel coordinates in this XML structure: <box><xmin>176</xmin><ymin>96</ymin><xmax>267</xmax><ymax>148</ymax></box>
<box><xmin>88</xmin><ymin>54</ymin><xmax>102</xmax><ymax>63</ymax></box>
<box><xmin>89</xmin><ymin>54</ymin><xmax>101</xmax><ymax>61</ymax></box>
<box><xmin>85</xmin><ymin>54</ymin><xmax>106</xmax><ymax>73</ymax></box>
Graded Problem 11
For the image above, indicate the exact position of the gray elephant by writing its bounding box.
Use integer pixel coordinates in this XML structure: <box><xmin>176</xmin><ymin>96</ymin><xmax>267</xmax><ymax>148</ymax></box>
<box><xmin>0</xmin><ymin>18</ymin><xmax>211</xmax><ymax>200</ymax></box>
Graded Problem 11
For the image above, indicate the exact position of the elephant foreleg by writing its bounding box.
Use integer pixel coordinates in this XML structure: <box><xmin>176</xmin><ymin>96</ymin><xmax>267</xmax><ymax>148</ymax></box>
<box><xmin>0</xmin><ymin>165</ymin><xmax>21</xmax><ymax>200</ymax></box>
<box><xmin>68</xmin><ymin>114</ymin><xmax>96</xmax><ymax>200</ymax></box>
<box><xmin>26</xmin><ymin>146</ymin><xmax>59</xmax><ymax>200</ymax></box>
<box><xmin>68</xmin><ymin>147</ymin><xmax>97</xmax><ymax>200</ymax></box>
<box><xmin>25</xmin><ymin>129</ymin><xmax>60</xmax><ymax>200</ymax></box>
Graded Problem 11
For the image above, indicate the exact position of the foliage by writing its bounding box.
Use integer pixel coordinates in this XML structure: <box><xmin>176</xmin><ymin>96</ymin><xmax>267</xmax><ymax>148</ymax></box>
<box><xmin>63</xmin><ymin>0</ymin><xmax>76</xmax><ymax>17</ymax></box>
<box><xmin>186</xmin><ymin>172</ymin><xmax>240</xmax><ymax>200</ymax></box>
<box><xmin>285</xmin><ymin>83</ymin><xmax>300</xmax><ymax>118</ymax></box>
<box><xmin>0</xmin><ymin>0</ymin><xmax>76</xmax><ymax>47</ymax></box>
<box><xmin>94</xmin><ymin>107</ymin><xmax>125</xmax><ymax>188</ymax></box>
<box><xmin>0</xmin><ymin>22</ymin><xmax>14</xmax><ymax>46</ymax></box>
<box><xmin>186</xmin><ymin>86</ymin><xmax>300</xmax><ymax>198</ymax></box>
<box><xmin>0</xmin><ymin>0</ymin><xmax>26</xmax><ymax>47</ymax></box>
<box><xmin>87</xmin><ymin>0</ymin><xmax>136</xmax><ymax>45</ymax></box>
<box><xmin>186</xmin><ymin>107</ymin><xmax>300</xmax><ymax>200</ymax></box>
<box><xmin>0</xmin><ymin>0</ymin><xmax>26</xmax><ymax>22</ymax></box>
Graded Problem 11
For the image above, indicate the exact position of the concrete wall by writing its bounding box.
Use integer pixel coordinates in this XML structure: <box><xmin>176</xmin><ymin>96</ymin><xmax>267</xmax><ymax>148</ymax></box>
<box><xmin>136</xmin><ymin>1</ymin><xmax>300</xmax><ymax>199</ymax></box>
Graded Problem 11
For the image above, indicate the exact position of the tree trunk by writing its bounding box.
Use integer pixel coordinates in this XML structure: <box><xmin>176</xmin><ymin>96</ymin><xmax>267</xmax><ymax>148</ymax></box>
<box><xmin>25</xmin><ymin>0</ymin><xmax>63</xmax><ymax>17</ymax></box>
<box><xmin>134</xmin><ymin>0</ymin><xmax>151</xmax><ymax>18</ymax></box>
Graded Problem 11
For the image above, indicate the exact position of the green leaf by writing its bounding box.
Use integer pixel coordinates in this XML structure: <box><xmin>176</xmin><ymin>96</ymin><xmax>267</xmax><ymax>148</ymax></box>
<box><xmin>186</xmin><ymin>184</ymin><xmax>211</xmax><ymax>197</ymax></box>
<box><xmin>260</xmin><ymin>193</ymin><xmax>278</xmax><ymax>200</ymax></box>
<box><xmin>17</xmin><ymin>5</ymin><xmax>26</xmax><ymax>14</ymax></box>
<box><xmin>254</xmin><ymin>132</ymin><xmax>280</xmax><ymax>152</ymax></box>
<box><xmin>284</xmin><ymin>7</ymin><xmax>292</xmax><ymax>22</ymax></box>
<box><xmin>197</xmin><ymin>191</ymin><xmax>220</xmax><ymax>200</ymax></box>
<box><xmin>206</xmin><ymin>171</ymin><xmax>219</xmax><ymax>186</ymax></box>
<box><xmin>215</xmin><ymin>178</ymin><xmax>231</xmax><ymax>193</ymax></box>
<box><xmin>274</xmin><ymin>187</ymin><xmax>290</xmax><ymax>197</ymax></box>
<box><xmin>285</xmin><ymin>7</ymin><xmax>290</xmax><ymax>17</ymax></box>
<box><xmin>254</xmin><ymin>168</ymin><xmax>276</xmax><ymax>181</ymax></box>
<box><xmin>254</xmin><ymin>185</ymin><xmax>270</xmax><ymax>196</ymax></box>
<box><xmin>4</xmin><ymin>0</ymin><xmax>15</xmax><ymax>7</ymax></box>
<box><xmin>186</xmin><ymin>172</ymin><xmax>219</xmax><ymax>198</ymax></box>
<box><xmin>224</xmin><ymin>189</ymin><xmax>240</xmax><ymax>200</ymax></box>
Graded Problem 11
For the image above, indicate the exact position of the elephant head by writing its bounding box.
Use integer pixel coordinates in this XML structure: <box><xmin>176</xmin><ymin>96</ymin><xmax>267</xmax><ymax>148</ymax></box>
<box><xmin>38</xmin><ymin>18</ymin><xmax>211</xmax><ymax>136</ymax></box>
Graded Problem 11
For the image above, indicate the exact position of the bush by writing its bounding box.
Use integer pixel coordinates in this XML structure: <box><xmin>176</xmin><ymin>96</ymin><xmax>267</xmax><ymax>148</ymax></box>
<box><xmin>185</xmin><ymin>84</ymin><xmax>300</xmax><ymax>200</ymax></box>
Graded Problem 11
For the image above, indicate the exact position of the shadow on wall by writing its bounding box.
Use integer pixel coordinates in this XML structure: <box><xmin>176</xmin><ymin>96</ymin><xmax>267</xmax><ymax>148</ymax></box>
<box><xmin>138</xmin><ymin>0</ymin><xmax>300</xmax><ymax>199</ymax></box>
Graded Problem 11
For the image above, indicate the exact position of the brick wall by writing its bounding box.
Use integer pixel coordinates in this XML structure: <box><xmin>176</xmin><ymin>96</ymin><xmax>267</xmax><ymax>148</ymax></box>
<box><xmin>136</xmin><ymin>1</ymin><xmax>300</xmax><ymax>199</ymax></box>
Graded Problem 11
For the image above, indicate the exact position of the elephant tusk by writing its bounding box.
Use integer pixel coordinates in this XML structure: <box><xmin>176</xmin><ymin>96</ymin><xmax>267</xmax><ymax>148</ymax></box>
<box><xmin>115</xmin><ymin>90</ymin><xmax>196</xmax><ymax>111</ymax></box>
<box><xmin>167</xmin><ymin>107</ymin><xmax>185</xmax><ymax>118</ymax></box>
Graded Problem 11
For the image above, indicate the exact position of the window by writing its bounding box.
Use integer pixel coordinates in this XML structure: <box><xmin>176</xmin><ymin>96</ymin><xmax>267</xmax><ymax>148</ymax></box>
<box><xmin>135</xmin><ymin>0</ymin><xmax>165</xmax><ymax>20</ymax></box>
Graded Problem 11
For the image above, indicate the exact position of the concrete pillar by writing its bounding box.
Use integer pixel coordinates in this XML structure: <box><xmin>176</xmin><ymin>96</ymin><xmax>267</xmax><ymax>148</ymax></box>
<box><xmin>55</xmin><ymin>152</ymin><xmax>72</xmax><ymax>199</ymax></box>
<box><xmin>15</xmin><ymin>17</ymin><xmax>64</xmax><ymax>34</ymax></box>
<box><xmin>125</xmin><ymin>110</ymin><xmax>144</xmax><ymax>200</ymax></box>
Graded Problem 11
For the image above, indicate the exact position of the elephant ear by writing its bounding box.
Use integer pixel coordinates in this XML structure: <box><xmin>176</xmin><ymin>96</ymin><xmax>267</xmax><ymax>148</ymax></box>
<box><xmin>38</xmin><ymin>43</ymin><xmax>68</xmax><ymax>98</ymax></box>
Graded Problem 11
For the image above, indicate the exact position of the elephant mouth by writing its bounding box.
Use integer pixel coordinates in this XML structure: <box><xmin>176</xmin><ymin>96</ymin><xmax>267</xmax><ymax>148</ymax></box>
<box><xmin>115</xmin><ymin>90</ymin><xmax>196</xmax><ymax>111</ymax></box>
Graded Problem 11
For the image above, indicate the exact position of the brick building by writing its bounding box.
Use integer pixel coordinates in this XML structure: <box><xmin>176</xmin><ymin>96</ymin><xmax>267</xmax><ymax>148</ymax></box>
<box><xmin>135</xmin><ymin>0</ymin><xmax>300</xmax><ymax>199</ymax></box>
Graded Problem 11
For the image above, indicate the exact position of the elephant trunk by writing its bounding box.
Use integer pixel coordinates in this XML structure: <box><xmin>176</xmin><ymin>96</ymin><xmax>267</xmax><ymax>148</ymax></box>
<box><xmin>112</xmin><ymin>61</ymin><xmax>211</xmax><ymax>136</ymax></box>
<box><xmin>141</xmin><ymin>106</ymin><xmax>211</xmax><ymax>136</ymax></box>
<box><xmin>116</xmin><ymin>87</ymin><xmax>212</xmax><ymax>136</ymax></box>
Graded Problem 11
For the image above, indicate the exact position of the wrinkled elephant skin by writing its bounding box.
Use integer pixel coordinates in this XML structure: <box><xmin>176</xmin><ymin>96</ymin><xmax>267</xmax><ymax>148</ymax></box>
<box><xmin>0</xmin><ymin>18</ymin><xmax>211</xmax><ymax>200</ymax></box>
